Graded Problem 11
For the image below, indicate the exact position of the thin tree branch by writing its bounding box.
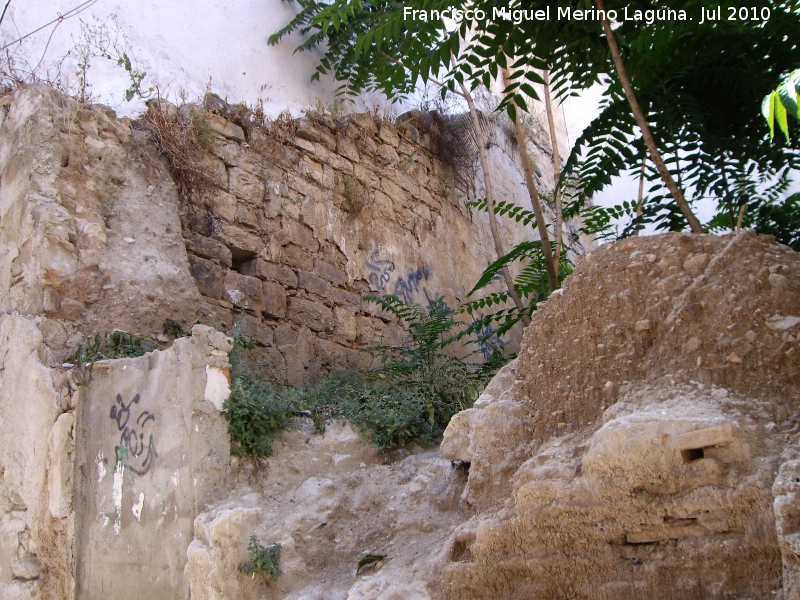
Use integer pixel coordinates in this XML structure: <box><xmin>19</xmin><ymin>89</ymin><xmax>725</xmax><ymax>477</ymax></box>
<box><xmin>594</xmin><ymin>0</ymin><xmax>704</xmax><ymax>233</ymax></box>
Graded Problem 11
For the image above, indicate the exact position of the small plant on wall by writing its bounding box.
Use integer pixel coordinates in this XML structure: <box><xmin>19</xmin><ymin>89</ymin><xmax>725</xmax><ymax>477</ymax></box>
<box><xmin>238</xmin><ymin>536</ymin><xmax>282</xmax><ymax>581</ymax></box>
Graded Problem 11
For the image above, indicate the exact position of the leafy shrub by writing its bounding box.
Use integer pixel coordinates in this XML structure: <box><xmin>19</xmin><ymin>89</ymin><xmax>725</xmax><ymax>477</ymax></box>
<box><xmin>224</xmin><ymin>375</ymin><xmax>293</xmax><ymax>457</ymax></box>
<box><xmin>222</xmin><ymin>296</ymin><xmax>501</xmax><ymax>454</ymax></box>
<box><xmin>223</xmin><ymin>330</ymin><xmax>293</xmax><ymax>458</ymax></box>
<box><xmin>238</xmin><ymin>536</ymin><xmax>281</xmax><ymax>580</ymax></box>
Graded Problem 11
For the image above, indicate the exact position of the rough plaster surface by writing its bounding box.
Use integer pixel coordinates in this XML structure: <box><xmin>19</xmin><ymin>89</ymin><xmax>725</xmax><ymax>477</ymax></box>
<box><xmin>73</xmin><ymin>325</ymin><xmax>231</xmax><ymax>599</ymax></box>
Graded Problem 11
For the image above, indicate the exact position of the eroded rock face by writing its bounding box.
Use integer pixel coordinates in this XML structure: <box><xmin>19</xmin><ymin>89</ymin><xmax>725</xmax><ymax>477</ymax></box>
<box><xmin>184</xmin><ymin>422</ymin><xmax>466</xmax><ymax>599</ymax></box>
<box><xmin>439</xmin><ymin>231</ymin><xmax>800</xmax><ymax>598</ymax></box>
<box><xmin>0</xmin><ymin>84</ymin><xmax>213</xmax><ymax>362</ymax></box>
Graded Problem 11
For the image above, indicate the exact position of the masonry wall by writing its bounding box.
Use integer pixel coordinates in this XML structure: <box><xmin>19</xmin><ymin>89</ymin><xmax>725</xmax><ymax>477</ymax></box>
<box><xmin>0</xmin><ymin>83</ymin><xmax>585</xmax><ymax>385</ymax></box>
<box><xmin>173</xmin><ymin>97</ymin><xmax>586</xmax><ymax>384</ymax></box>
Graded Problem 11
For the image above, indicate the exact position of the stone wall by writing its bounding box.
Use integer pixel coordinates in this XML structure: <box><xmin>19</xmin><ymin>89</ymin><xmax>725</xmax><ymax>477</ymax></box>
<box><xmin>0</xmin><ymin>83</ymin><xmax>585</xmax><ymax>385</ymax></box>
<box><xmin>172</xmin><ymin>96</ymin><xmax>586</xmax><ymax>384</ymax></box>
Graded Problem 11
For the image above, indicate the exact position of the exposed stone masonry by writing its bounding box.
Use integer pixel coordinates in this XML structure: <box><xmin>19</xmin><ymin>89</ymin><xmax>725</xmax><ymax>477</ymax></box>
<box><xmin>173</xmin><ymin>98</ymin><xmax>553</xmax><ymax>384</ymax></box>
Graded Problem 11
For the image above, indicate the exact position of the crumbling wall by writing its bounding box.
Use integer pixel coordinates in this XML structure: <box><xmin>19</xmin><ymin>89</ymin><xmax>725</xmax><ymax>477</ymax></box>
<box><xmin>0</xmin><ymin>314</ymin><xmax>68</xmax><ymax>600</ymax></box>
<box><xmin>0</xmin><ymin>84</ymin><xmax>215</xmax><ymax>365</ymax></box>
<box><xmin>171</xmin><ymin>97</ymin><xmax>578</xmax><ymax>384</ymax></box>
<box><xmin>72</xmin><ymin>325</ymin><xmax>231</xmax><ymax>599</ymax></box>
<box><xmin>439</xmin><ymin>231</ymin><xmax>800</xmax><ymax>598</ymax></box>
<box><xmin>0</xmin><ymin>315</ymin><xmax>232</xmax><ymax>599</ymax></box>
<box><xmin>0</xmin><ymin>82</ymin><xmax>584</xmax><ymax>385</ymax></box>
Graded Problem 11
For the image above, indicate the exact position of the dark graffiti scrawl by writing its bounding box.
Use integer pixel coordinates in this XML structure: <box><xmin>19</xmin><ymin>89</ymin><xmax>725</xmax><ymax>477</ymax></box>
<box><xmin>110</xmin><ymin>393</ymin><xmax>157</xmax><ymax>476</ymax></box>
<box><xmin>392</xmin><ymin>266</ymin><xmax>434</xmax><ymax>306</ymax></box>
<box><xmin>364</xmin><ymin>249</ymin><xmax>396</xmax><ymax>291</ymax></box>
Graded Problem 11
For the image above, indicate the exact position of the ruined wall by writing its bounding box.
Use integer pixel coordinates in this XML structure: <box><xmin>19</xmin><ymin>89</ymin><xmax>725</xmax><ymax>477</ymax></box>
<box><xmin>439</xmin><ymin>231</ymin><xmax>800</xmax><ymax>598</ymax></box>
<box><xmin>73</xmin><ymin>325</ymin><xmax>231</xmax><ymax>599</ymax></box>
<box><xmin>0</xmin><ymin>83</ymin><xmax>582</xmax><ymax>384</ymax></box>
<box><xmin>0</xmin><ymin>315</ymin><xmax>232</xmax><ymax>599</ymax></box>
<box><xmin>175</xmin><ymin>99</ymin><xmax>572</xmax><ymax>384</ymax></box>
<box><xmin>0</xmin><ymin>314</ymin><xmax>67</xmax><ymax>599</ymax></box>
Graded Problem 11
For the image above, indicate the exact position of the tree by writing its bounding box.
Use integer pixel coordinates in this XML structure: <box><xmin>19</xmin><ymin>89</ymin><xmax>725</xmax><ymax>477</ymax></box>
<box><xmin>764</xmin><ymin>69</ymin><xmax>800</xmax><ymax>141</ymax></box>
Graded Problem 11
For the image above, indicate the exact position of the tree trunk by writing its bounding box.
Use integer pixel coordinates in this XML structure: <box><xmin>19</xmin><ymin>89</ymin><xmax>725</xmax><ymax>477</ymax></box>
<box><xmin>594</xmin><ymin>0</ymin><xmax>704</xmax><ymax>234</ymax></box>
<box><xmin>458</xmin><ymin>81</ymin><xmax>531</xmax><ymax>326</ymax></box>
<box><xmin>635</xmin><ymin>154</ymin><xmax>646</xmax><ymax>235</ymax></box>
<box><xmin>542</xmin><ymin>69</ymin><xmax>565</xmax><ymax>268</ymax></box>
<box><xmin>502</xmin><ymin>68</ymin><xmax>560</xmax><ymax>292</ymax></box>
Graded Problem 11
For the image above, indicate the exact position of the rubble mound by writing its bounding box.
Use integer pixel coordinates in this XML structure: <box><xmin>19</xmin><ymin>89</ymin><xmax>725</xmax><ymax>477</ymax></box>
<box><xmin>441</xmin><ymin>231</ymin><xmax>800</xmax><ymax>598</ymax></box>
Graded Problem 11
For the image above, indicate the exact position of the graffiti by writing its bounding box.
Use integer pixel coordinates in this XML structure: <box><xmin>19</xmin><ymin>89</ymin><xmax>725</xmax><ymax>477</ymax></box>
<box><xmin>393</xmin><ymin>266</ymin><xmax>435</xmax><ymax>306</ymax></box>
<box><xmin>110</xmin><ymin>393</ymin><xmax>157</xmax><ymax>476</ymax></box>
<box><xmin>364</xmin><ymin>249</ymin><xmax>395</xmax><ymax>291</ymax></box>
<box><xmin>364</xmin><ymin>247</ymin><xmax>440</xmax><ymax>306</ymax></box>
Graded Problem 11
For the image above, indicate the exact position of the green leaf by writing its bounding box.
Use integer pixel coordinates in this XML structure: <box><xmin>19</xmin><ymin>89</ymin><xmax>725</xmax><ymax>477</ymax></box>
<box><xmin>356</xmin><ymin>553</ymin><xmax>386</xmax><ymax>575</ymax></box>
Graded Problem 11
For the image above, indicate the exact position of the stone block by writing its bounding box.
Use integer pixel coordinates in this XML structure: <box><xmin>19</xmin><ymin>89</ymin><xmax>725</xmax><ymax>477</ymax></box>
<box><xmin>280</xmin><ymin>244</ymin><xmax>314</xmax><ymax>271</ymax></box>
<box><xmin>295</xmin><ymin>118</ymin><xmax>336</xmax><ymax>151</ymax></box>
<box><xmin>239</xmin><ymin>257</ymin><xmax>297</xmax><ymax>288</ymax></box>
<box><xmin>394</xmin><ymin>169</ymin><xmax>420</xmax><ymax>198</ymax></box>
<box><xmin>321</xmin><ymin>164</ymin><xmax>335</xmax><ymax>190</ymax></box>
<box><xmin>353</xmin><ymin>164</ymin><xmax>380</xmax><ymax>189</ymax></box>
<box><xmin>316</xmin><ymin>146</ymin><xmax>354</xmax><ymax>174</ymax></box>
<box><xmin>229</xmin><ymin>167</ymin><xmax>264</xmax><ymax>204</ymax></box>
<box><xmin>314</xmin><ymin>259</ymin><xmax>347</xmax><ymax>286</ymax></box>
<box><xmin>238</xmin><ymin>314</ymin><xmax>273</xmax><ymax>346</ymax></box>
<box><xmin>287</xmin><ymin>298</ymin><xmax>334</xmax><ymax>332</ymax></box>
<box><xmin>210</xmin><ymin>139</ymin><xmax>239</xmax><ymax>167</ymax></box>
<box><xmin>284</xmin><ymin>219</ymin><xmax>318</xmax><ymax>252</ymax></box>
<box><xmin>301</xmin><ymin>156</ymin><xmax>325</xmax><ymax>185</ymax></box>
<box><xmin>206</xmin><ymin>189</ymin><xmax>237</xmax><ymax>221</ymax></box>
<box><xmin>377</xmin><ymin>144</ymin><xmax>399</xmax><ymax>164</ymax></box>
<box><xmin>214</xmin><ymin>225</ymin><xmax>264</xmax><ymax>259</ymax></box>
<box><xmin>188</xmin><ymin>255</ymin><xmax>225</xmax><ymax>299</ymax></box>
<box><xmin>298</xmin><ymin>271</ymin><xmax>330</xmax><ymax>298</ymax></box>
<box><xmin>378</xmin><ymin>125</ymin><xmax>400</xmax><ymax>147</ymax></box>
<box><xmin>185</xmin><ymin>234</ymin><xmax>233</xmax><ymax>267</ymax></box>
<box><xmin>292</xmin><ymin>136</ymin><xmax>316</xmax><ymax>153</ymax></box>
<box><xmin>234</xmin><ymin>203</ymin><xmax>258</xmax><ymax>228</ymax></box>
<box><xmin>329</xmin><ymin>287</ymin><xmax>362</xmax><ymax>309</ymax></box>
<box><xmin>199</xmin><ymin>154</ymin><xmax>228</xmax><ymax>189</ymax></box>
<box><xmin>204</xmin><ymin>111</ymin><xmax>245</xmax><ymax>142</ymax></box>
<box><xmin>263</xmin><ymin>280</ymin><xmax>287</xmax><ymax>319</ymax></box>
<box><xmin>674</xmin><ymin>424</ymin><xmax>734</xmax><ymax>451</ymax></box>
<box><xmin>274</xmin><ymin>325</ymin><xmax>298</xmax><ymax>347</ymax></box>
<box><xmin>336</xmin><ymin>135</ymin><xmax>360</xmax><ymax>162</ymax></box>
<box><xmin>346</xmin><ymin>112</ymin><xmax>377</xmax><ymax>134</ymax></box>
<box><xmin>224</xmin><ymin>271</ymin><xmax>265</xmax><ymax>312</ymax></box>
<box><xmin>315</xmin><ymin>337</ymin><xmax>348</xmax><ymax>369</ymax></box>
<box><xmin>381</xmin><ymin>177</ymin><xmax>408</xmax><ymax>203</ymax></box>
<box><xmin>334</xmin><ymin>307</ymin><xmax>357</xmax><ymax>342</ymax></box>
<box><xmin>287</xmin><ymin>173</ymin><xmax>324</xmax><ymax>200</ymax></box>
